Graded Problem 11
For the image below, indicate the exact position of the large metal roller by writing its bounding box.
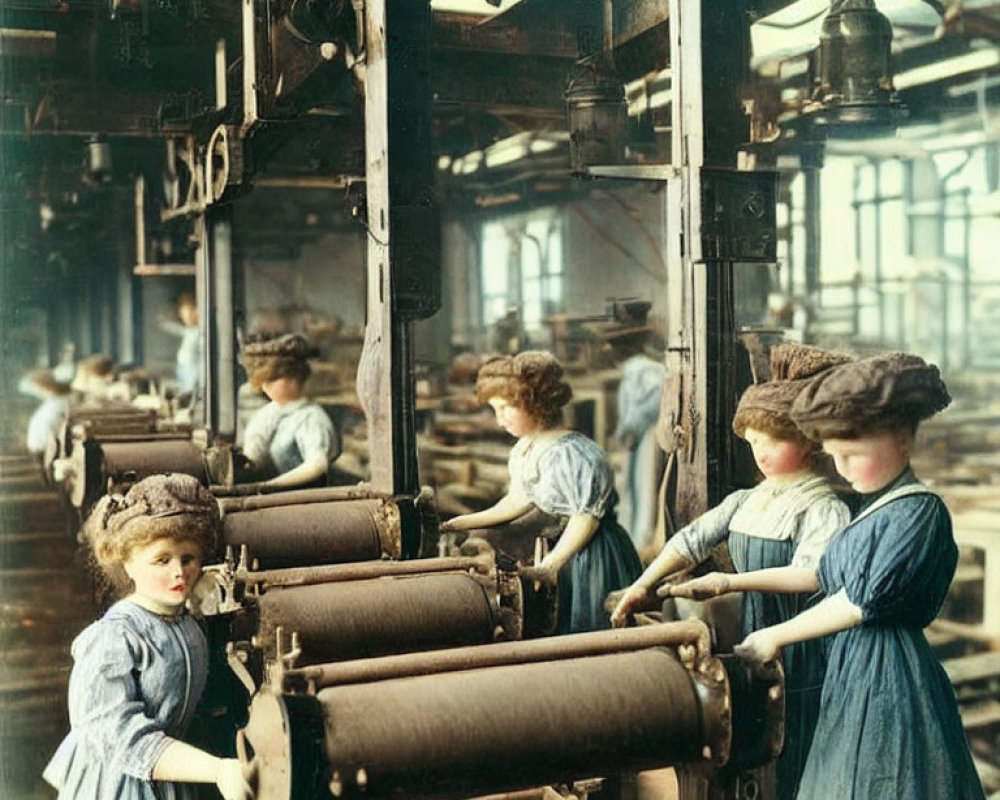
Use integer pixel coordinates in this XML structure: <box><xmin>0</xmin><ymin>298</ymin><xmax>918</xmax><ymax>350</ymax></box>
<box><xmin>67</xmin><ymin>437</ymin><xmax>211</xmax><ymax>509</ymax></box>
<box><xmin>241</xmin><ymin>643</ymin><xmax>732</xmax><ymax>800</ymax></box>
<box><xmin>221</xmin><ymin>499</ymin><xmax>400</xmax><ymax>568</ymax></box>
<box><xmin>249</xmin><ymin>572</ymin><xmax>504</xmax><ymax>665</ymax></box>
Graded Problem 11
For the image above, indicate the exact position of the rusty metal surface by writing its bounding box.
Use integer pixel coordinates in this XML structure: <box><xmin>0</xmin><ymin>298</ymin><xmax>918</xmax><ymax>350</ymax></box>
<box><xmin>293</xmin><ymin>619</ymin><xmax>712</xmax><ymax>690</ymax></box>
<box><xmin>221</xmin><ymin>498</ymin><xmax>399</xmax><ymax>568</ymax></box>
<box><xmin>310</xmin><ymin>648</ymin><xmax>710</xmax><ymax>800</ymax></box>
<box><xmin>101</xmin><ymin>439</ymin><xmax>208</xmax><ymax>483</ymax></box>
<box><xmin>216</xmin><ymin>485</ymin><xmax>377</xmax><ymax>513</ymax></box>
<box><xmin>254</xmin><ymin>572</ymin><xmax>500</xmax><ymax>666</ymax></box>
<box><xmin>245</xmin><ymin>551</ymin><xmax>494</xmax><ymax>590</ymax></box>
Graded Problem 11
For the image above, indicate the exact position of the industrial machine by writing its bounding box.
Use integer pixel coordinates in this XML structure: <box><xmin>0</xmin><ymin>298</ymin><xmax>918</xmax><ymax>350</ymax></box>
<box><xmin>236</xmin><ymin>620</ymin><xmax>784</xmax><ymax>800</ymax></box>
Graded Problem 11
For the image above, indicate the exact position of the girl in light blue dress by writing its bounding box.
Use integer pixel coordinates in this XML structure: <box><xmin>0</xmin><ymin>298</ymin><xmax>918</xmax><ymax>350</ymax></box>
<box><xmin>240</xmin><ymin>334</ymin><xmax>340</xmax><ymax>488</ymax></box>
<box><xmin>440</xmin><ymin>351</ymin><xmax>642</xmax><ymax>634</ymax></box>
<box><xmin>43</xmin><ymin>474</ymin><xmax>253</xmax><ymax>800</ymax></box>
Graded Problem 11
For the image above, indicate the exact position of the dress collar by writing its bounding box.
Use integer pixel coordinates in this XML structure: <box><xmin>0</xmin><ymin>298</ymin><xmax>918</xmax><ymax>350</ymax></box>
<box><xmin>125</xmin><ymin>594</ymin><xmax>187</xmax><ymax>622</ymax></box>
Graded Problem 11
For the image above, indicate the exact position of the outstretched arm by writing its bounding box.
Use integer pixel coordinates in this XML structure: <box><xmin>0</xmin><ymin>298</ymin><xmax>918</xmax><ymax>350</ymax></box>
<box><xmin>540</xmin><ymin>513</ymin><xmax>599</xmax><ymax>572</ymax></box>
<box><xmin>609</xmin><ymin>543</ymin><xmax>694</xmax><ymax>626</ymax></box>
<box><xmin>734</xmin><ymin>588</ymin><xmax>862</xmax><ymax>662</ymax></box>
<box><xmin>265</xmin><ymin>456</ymin><xmax>327</xmax><ymax>488</ymax></box>
<box><xmin>666</xmin><ymin>566</ymin><xmax>819</xmax><ymax>600</ymax></box>
<box><xmin>153</xmin><ymin>741</ymin><xmax>253</xmax><ymax>800</ymax></box>
<box><xmin>439</xmin><ymin>492</ymin><xmax>534</xmax><ymax>532</ymax></box>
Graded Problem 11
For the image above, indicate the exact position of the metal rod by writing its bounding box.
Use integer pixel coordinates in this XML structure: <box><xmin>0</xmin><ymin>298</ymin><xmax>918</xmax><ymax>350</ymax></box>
<box><xmin>244</xmin><ymin>554</ymin><xmax>493</xmax><ymax>589</ymax></box>
<box><xmin>290</xmin><ymin>620</ymin><xmax>711</xmax><ymax>689</ymax></box>
<box><xmin>217</xmin><ymin>485</ymin><xmax>376</xmax><ymax>513</ymax></box>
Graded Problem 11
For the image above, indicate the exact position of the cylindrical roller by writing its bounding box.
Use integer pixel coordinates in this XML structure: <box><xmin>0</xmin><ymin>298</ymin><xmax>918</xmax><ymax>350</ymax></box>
<box><xmin>291</xmin><ymin>620</ymin><xmax>711</xmax><ymax>690</ymax></box>
<box><xmin>70</xmin><ymin>438</ymin><xmax>208</xmax><ymax>509</ymax></box>
<box><xmin>254</xmin><ymin>572</ymin><xmax>499</xmax><ymax>665</ymax></box>
<box><xmin>244</xmin><ymin>549</ymin><xmax>494</xmax><ymax>590</ymax></box>
<box><xmin>221</xmin><ymin>499</ymin><xmax>400</xmax><ymax>568</ymax></box>
<box><xmin>217</xmin><ymin>486</ymin><xmax>376</xmax><ymax>512</ymax></box>
<box><xmin>243</xmin><ymin>648</ymin><xmax>724</xmax><ymax>800</ymax></box>
<box><xmin>102</xmin><ymin>440</ymin><xmax>209</xmax><ymax>483</ymax></box>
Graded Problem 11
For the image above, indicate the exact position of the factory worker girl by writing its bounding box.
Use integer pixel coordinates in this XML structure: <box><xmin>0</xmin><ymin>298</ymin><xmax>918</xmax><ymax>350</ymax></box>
<box><xmin>673</xmin><ymin>352</ymin><xmax>985</xmax><ymax>800</ymax></box>
<box><xmin>611</xmin><ymin>343</ymin><xmax>851</xmax><ymax>800</ymax></box>
<box><xmin>440</xmin><ymin>350</ymin><xmax>642</xmax><ymax>633</ymax></box>
<box><xmin>43</xmin><ymin>473</ymin><xmax>254</xmax><ymax>800</ymax></box>
<box><xmin>239</xmin><ymin>333</ymin><xmax>340</xmax><ymax>488</ymax></box>
<box><xmin>21</xmin><ymin>368</ymin><xmax>72</xmax><ymax>456</ymax></box>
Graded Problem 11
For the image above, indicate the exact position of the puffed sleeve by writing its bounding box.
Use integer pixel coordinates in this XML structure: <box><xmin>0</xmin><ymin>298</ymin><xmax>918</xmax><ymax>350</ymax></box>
<box><xmin>667</xmin><ymin>488</ymin><xmax>751</xmax><ymax>565</ymax></box>
<box><xmin>295</xmin><ymin>405</ymin><xmax>340</xmax><ymax>465</ymax></box>
<box><xmin>790</xmin><ymin>494</ymin><xmax>850</xmax><ymax>569</ymax></box>
<box><xmin>532</xmin><ymin>436</ymin><xmax>615</xmax><ymax>518</ymax></box>
<box><xmin>67</xmin><ymin>619</ymin><xmax>174</xmax><ymax>780</ymax></box>
<box><xmin>241</xmin><ymin>404</ymin><xmax>272</xmax><ymax>465</ymax></box>
<box><xmin>820</xmin><ymin>495</ymin><xmax>957</xmax><ymax>627</ymax></box>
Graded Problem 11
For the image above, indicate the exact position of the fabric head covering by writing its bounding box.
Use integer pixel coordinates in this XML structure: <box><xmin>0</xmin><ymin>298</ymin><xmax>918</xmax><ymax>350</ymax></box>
<box><xmin>87</xmin><ymin>473</ymin><xmax>219</xmax><ymax>565</ymax></box>
<box><xmin>241</xmin><ymin>333</ymin><xmax>317</xmax><ymax>361</ymax></box>
<box><xmin>790</xmin><ymin>351</ymin><xmax>951</xmax><ymax>440</ymax></box>
<box><xmin>732</xmin><ymin>343</ymin><xmax>854</xmax><ymax>437</ymax></box>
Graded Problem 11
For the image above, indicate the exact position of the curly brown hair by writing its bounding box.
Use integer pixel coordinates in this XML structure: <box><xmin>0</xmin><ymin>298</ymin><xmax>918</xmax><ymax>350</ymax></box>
<box><xmin>244</xmin><ymin>357</ymin><xmax>311</xmax><ymax>392</ymax></box>
<box><xmin>82</xmin><ymin>474</ymin><xmax>219</xmax><ymax>576</ymax></box>
<box><xmin>732</xmin><ymin>406</ymin><xmax>814</xmax><ymax>448</ymax></box>
<box><xmin>475</xmin><ymin>351</ymin><xmax>573</xmax><ymax>429</ymax></box>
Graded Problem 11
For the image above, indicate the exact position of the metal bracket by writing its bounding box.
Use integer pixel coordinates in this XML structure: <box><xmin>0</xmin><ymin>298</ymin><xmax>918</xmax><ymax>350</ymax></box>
<box><xmin>583</xmin><ymin>164</ymin><xmax>681</xmax><ymax>181</ymax></box>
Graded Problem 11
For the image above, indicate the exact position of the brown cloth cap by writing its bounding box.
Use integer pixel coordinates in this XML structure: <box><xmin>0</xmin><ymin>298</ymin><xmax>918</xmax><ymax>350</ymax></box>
<box><xmin>790</xmin><ymin>351</ymin><xmax>951</xmax><ymax>439</ymax></box>
<box><xmin>241</xmin><ymin>333</ymin><xmax>318</xmax><ymax>361</ymax></box>
<box><xmin>94</xmin><ymin>473</ymin><xmax>219</xmax><ymax>536</ymax></box>
<box><xmin>732</xmin><ymin>343</ymin><xmax>854</xmax><ymax>436</ymax></box>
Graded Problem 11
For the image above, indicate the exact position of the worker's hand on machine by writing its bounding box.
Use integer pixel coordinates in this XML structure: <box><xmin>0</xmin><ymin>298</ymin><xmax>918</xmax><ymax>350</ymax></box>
<box><xmin>518</xmin><ymin>560</ymin><xmax>558</xmax><ymax>590</ymax></box>
<box><xmin>609</xmin><ymin>583</ymin><xmax>649</xmax><ymax>627</ymax></box>
<box><xmin>659</xmin><ymin>572</ymin><xmax>731</xmax><ymax>601</ymax></box>
<box><xmin>215</xmin><ymin>758</ymin><xmax>256</xmax><ymax>800</ymax></box>
<box><xmin>733</xmin><ymin>629</ymin><xmax>780</xmax><ymax>663</ymax></box>
<box><xmin>439</xmin><ymin>516</ymin><xmax>471</xmax><ymax>533</ymax></box>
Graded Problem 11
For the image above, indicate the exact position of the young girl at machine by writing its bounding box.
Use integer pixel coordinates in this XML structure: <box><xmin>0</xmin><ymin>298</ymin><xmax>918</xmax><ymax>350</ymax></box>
<box><xmin>671</xmin><ymin>352</ymin><xmax>985</xmax><ymax>800</ymax></box>
<box><xmin>439</xmin><ymin>350</ymin><xmax>642</xmax><ymax>634</ymax></box>
<box><xmin>610</xmin><ymin>343</ymin><xmax>851</xmax><ymax>800</ymax></box>
<box><xmin>43</xmin><ymin>473</ymin><xmax>254</xmax><ymax>800</ymax></box>
<box><xmin>240</xmin><ymin>333</ymin><xmax>340</xmax><ymax>488</ymax></box>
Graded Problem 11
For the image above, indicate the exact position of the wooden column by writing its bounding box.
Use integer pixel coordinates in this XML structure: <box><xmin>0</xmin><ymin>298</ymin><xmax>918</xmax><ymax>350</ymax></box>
<box><xmin>357</xmin><ymin>0</ymin><xmax>440</xmax><ymax>510</ymax></box>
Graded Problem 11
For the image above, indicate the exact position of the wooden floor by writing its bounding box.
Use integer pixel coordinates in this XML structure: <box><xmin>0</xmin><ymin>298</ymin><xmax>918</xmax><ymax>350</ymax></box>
<box><xmin>0</xmin><ymin>455</ymin><xmax>96</xmax><ymax>800</ymax></box>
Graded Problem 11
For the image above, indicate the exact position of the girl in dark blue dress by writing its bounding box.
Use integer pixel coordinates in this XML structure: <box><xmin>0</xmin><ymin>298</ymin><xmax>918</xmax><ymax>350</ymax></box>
<box><xmin>440</xmin><ymin>351</ymin><xmax>642</xmax><ymax>634</ymax></box>
<box><xmin>676</xmin><ymin>352</ymin><xmax>985</xmax><ymax>800</ymax></box>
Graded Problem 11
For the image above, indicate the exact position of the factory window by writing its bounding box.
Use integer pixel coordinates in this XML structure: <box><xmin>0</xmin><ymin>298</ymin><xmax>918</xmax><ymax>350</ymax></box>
<box><xmin>479</xmin><ymin>216</ymin><xmax>564</xmax><ymax>333</ymax></box>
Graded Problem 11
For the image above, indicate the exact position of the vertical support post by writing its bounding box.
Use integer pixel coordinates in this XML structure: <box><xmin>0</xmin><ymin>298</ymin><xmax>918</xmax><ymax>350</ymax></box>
<box><xmin>803</xmin><ymin>168</ymin><xmax>821</xmax><ymax>300</ymax></box>
<box><xmin>665</xmin><ymin>0</ymin><xmax>749</xmax><ymax>526</ymax></box>
<box><xmin>664</xmin><ymin>0</ymin><xmax>707</xmax><ymax>527</ymax></box>
<box><xmin>357</xmin><ymin>0</ymin><xmax>439</xmax><ymax>512</ymax></box>
<box><xmin>199</xmin><ymin>207</ymin><xmax>237</xmax><ymax>439</ymax></box>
